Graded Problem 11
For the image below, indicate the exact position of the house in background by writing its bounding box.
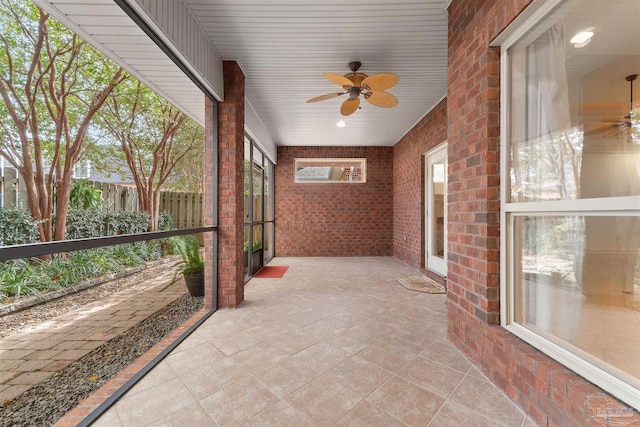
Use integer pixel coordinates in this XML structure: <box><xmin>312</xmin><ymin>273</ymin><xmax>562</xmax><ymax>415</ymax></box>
<box><xmin>29</xmin><ymin>0</ymin><xmax>640</xmax><ymax>424</ymax></box>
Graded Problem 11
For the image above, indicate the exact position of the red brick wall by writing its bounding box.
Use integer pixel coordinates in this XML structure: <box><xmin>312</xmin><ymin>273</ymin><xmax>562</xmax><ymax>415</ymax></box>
<box><xmin>216</xmin><ymin>61</ymin><xmax>245</xmax><ymax>308</ymax></box>
<box><xmin>275</xmin><ymin>146</ymin><xmax>393</xmax><ymax>256</ymax></box>
<box><xmin>446</xmin><ymin>1</ymin><xmax>637</xmax><ymax>425</ymax></box>
<box><xmin>392</xmin><ymin>99</ymin><xmax>447</xmax><ymax>270</ymax></box>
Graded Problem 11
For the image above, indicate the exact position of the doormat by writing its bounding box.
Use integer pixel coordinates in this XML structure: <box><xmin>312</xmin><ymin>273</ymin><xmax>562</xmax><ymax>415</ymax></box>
<box><xmin>397</xmin><ymin>276</ymin><xmax>446</xmax><ymax>294</ymax></box>
<box><xmin>254</xmin><ymin>266</ymin><xmax>289</xmax><ymax>278</ymax></box>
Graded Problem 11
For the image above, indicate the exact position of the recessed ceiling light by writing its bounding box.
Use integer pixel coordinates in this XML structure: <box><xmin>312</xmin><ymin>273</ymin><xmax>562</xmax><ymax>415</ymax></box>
<box><xmin>570</xmin><ymin>31</ymin><xmax>593</xmax><ymax>48</ymax></box>
<box><xmin>336</xmin><ymin>120</ymin><xmax>346</xmax><ymax>128</ymax></box>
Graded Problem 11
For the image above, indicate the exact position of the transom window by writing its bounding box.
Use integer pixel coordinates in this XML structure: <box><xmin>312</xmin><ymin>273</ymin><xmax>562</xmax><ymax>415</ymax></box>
<box><xmin>294</xmin><ymin>158</ymin><xmax>366</xmax><ymax>183</ymax></box>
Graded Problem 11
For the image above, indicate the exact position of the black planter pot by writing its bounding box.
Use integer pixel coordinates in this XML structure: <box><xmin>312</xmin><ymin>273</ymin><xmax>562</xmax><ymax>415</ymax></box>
<box><xmin>252</xmin><ymin>249</ymin><xmax>263</xmax><ymax>275</ymax></box>
<box><xmin>183</xmin><ymin>272</ymin><xmax>205</xmax><ymax>297</ymax></box>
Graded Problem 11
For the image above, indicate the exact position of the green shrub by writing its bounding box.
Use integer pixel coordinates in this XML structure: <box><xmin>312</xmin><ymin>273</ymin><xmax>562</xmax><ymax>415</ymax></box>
<box><xmin>65</xmin><ymin>208</ymin><xmax>150</xmax><ymax>239</ymax></box>
<box><xmin>158</xmin><ymin>212</ymin><xmax>174</xmax><ymax>231</ymax></box>
<box><xmin>65</xmin><ymin>208</ymin><xmax>104</xmax><ymax>239</ymax></box>
<box><xmin>105</xmin><ymin>210</ymin><xmax>149</xmax><ymax>235</ymax></box>
<box><xmin>0</xmin><ymin>208</ymin><xmax>39</xmax><ymax>246</ymax></box>
<box><xmin>69</xmin><ymin>179</ymin><xmax>103</xmax><ymax>209</ymax></box>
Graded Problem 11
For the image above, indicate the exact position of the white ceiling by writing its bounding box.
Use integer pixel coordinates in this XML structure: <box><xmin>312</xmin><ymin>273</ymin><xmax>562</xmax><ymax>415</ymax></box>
<box><xmin>32</xmin><ymin>0</ymin><xmax>207</xmax><ymax>127</ymax></box>
<box><xmin>185</xmin><ymin>0</ymin><xmax>449</xmax><ymax>146</ymax></box>
<box><xmin>35</xmin><ymin>0</ymin><xmax>450</xmax><ymax>147</ymax></box>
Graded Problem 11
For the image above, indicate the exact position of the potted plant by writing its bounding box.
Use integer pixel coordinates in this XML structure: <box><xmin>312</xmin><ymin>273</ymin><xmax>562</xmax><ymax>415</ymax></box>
<box><xmin>251</xmin><ymin>239</ymin><xmax>263</xmax><ymax>274</ymax></box>
<box><xmin>174</xmin><ymin>235</ymin><xmax>205</xmax><ymax>297</ymax></box>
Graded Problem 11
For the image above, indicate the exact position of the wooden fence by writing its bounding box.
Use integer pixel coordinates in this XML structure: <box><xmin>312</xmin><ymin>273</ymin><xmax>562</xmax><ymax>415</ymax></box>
<box><xmin>0</xmin><ymin>167</ymin><xmax>203</xmax><ymax>229</ymax></box>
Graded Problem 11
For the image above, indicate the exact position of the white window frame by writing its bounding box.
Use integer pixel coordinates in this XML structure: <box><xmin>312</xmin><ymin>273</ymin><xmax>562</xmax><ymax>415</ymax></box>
<box><xmin>498</xmin><ymin>0</ymin><xmax>640</xmax><ymax>410</ymax></box>
<box><xmin>294</xmin><ymin>158</ymin><xmax>367</xmax><ymax>183</ymax></box>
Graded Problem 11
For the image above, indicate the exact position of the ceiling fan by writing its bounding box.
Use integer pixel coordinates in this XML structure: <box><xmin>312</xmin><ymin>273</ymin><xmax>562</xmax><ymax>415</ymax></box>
<box><xmin>585</xmin><ymin>73</ymin><xmax>638</xmax><ymax>137</ymax></box>
<box><xmin>306</xmin><ymin>61</ymin><xmax>399</xmax><ymax>116</ymax></box>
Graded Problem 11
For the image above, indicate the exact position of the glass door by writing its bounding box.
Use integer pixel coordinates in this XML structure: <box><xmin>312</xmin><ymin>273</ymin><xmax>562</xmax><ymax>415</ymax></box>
<box><xmin>425</xmin><ymin>143</ymin><xmax>447</xmax><ymax>276</ymax></box>
<box><xmin>243</xmin><ymin>135</ymin><xmax>275</xmax><ymax>281</ymax></box>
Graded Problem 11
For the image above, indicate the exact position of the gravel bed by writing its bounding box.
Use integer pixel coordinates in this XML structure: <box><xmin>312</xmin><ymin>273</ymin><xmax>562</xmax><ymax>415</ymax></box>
<box><xmin>0</xmin><ymin>262</ymin><xmax>178</xmax><ymax>338</ymax></box>
<box><xmin>0</xmin><ymin>294</ymin><xmax>204</xmax><ymax>427</ymax></box>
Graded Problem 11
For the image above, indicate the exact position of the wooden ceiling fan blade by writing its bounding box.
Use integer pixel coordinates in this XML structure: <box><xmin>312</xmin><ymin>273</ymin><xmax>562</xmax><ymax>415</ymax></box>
<box><xmin>365</xmin><ymin>91</ymin><xmax>398</xmax><ymax>108</ymax></box>
<box><xmin>340</xmin><ymin>97</ymin><xmax>360</xmax><ymax>116</ymax></box>
<box><xmin>584</xmin><ymin>124</ymin><xmax>615</xmax><ymax>137</ymax></box>
<box><xmin>325</xmin><ymin>72</ymin><xmax>354</xmax><ymax>88</ymax></box>
<box><xmin>306</xmin><ymin>92</ymin><xmax>346</xmax><ymax>103</ymax></box>
<box><xmin>362</xmin><ymin>73</ymin><xmax>399</xmax><ymax>91</ymax></box>
<box><xmin>601</xmin><ymin>117</ymin><xmax>631</xmax><ymax>124</ymax></box>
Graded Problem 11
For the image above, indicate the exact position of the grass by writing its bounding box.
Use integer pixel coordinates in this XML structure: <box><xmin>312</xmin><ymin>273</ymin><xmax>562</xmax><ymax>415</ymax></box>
<box><xmin>0</xmin><ymin>241</ymin><xmax>171</xmax><ymax>303</ymax></box>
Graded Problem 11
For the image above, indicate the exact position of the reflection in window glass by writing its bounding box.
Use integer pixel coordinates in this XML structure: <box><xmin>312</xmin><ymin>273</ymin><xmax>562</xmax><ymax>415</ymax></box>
<box><xmin>514</xmin><ymin>215</ymin><xmax>639</xmax><ymax>387</ymax></box>
<box><xmin>508</xmin><ymin>2</ymin><xmax>640</xmax><ymax>203</ymax></box>
<box><xmin>295</xmin><ymin>158</ymin><xmax>366</xmax><ymax>183</ymax></box>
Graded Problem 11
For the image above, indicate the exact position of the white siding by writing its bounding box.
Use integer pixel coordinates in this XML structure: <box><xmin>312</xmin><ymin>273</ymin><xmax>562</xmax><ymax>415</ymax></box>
<box><xmin>132</xmin><ymin>0</ymin><xmax>224</xmax><ymax>98</ymax></box>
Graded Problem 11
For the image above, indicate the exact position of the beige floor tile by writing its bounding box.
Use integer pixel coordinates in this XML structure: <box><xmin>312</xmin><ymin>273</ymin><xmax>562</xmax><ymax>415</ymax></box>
<box><xmin>199</xmin><ymin>376</ymin><xmax>278</xmax><ymax>426</ymax></box>
<box><xmin>397</xmin><ymin>356</ymin><xmax>466</xmax><ymax>398</ymax></box>
<box><xmin>335</xmin><ymin>400</ymin><xmax>409</xmax><ymax>427</ymax></box>
<box><xmin>252</xmin><ymin>364</ymin><xmax>301</xmax><ymax>399</ymax></box>
<box><xmin>284</xmin><ymin>370</ymin><xmax>363</xmax><ymax>425</ymax></box>
<box><xmin>382</xmin><ymin>328</ymin><xmax>435</xmax><ymax>354</ymax></box>
<box><xmin>230</xmin><ymin>342</ymin><xmax>289</xmax><ymax>375</ymax></box>
<box><xmin>366</xmin><ymin>375</ymin><xmax>444</xmax><ymax>426</ymax></box>
<box><xmin>290</xmin><ymin>342</ymin><xmax>348</xmax><ymax>374</ymax></box>
<box><xmin>178</xmin><ymin>363</ymin><xmax>223</xmax><ymax>400</ymax></box>
<box><xmin>212</xmin><ymin>329</ymin><xmax>264</xmax><ymax>356</ymax></box>
<box><xmin>164</xmin><ymin>342</ymin><xmax>225</xmax><ymax>376</ymax></box>
<box><xmin>419</xmin><ymin>339</ymin><xmax>473</xmax><ymax>374</ymax></box>
<box><xmin>357</xmin><ymin>341</ymin><xmax>416</xmax><ymax>373</ymax></box>
<box><xmin>268</xmin><ymin>327</ymin><xmax>323</xmax><ymax>355</ymax></box>
<box><xmin>427</xmin><ymin>400</ymin><xmax>497</xmax><ymax>427</ymax></box>
<box><xmin>326</xmin><ymin>356</ymin><xmax>392</xmax><ymax>398</ymax></box>
<box><xmin>147</xmin><ymin>402</ymin><xmax>216</xmax><ymax>427</ymax></box>
<box><xmin>325</xmin><ymin>330</ymin><xmax>377</xmax><ymax>356</ymax></box>
<box><xmin>249</xmin><ymin>401</ymin><xmax>312</xmax><ymax>427</ymax></box>
<box><xmin>346</xmin><ymin>320</ymin><xmax>398</xmax><ymax>341</ymax></box>
<box><xmin>114</xmin><ymin>377</ymin><xmax>195</xmax><ymax>426</ymax></box>
<box><xmin>449</xmin><ymin>374</ymin><xmax>525</xmax><ymax>427</ymax></box>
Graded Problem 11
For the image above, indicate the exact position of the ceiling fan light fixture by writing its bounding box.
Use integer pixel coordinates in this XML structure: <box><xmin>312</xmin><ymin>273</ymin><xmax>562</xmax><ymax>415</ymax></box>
<box><xmin>336</xmin><ymin>120</ymin><xmax>346</xmax><ymax>128</ymax></box>
<box><xmin>570</xmin><ymin>31</ymin><xmax>593</xmax><ymax>48</ymax></box>
<box><xmin>307</xmin><ymin>62</ymin><xmax>399</xmax><ymax>116</ymax></box>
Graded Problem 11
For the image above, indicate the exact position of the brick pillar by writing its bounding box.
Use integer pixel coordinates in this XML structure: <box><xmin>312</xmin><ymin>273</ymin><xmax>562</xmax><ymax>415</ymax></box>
<box><xmin>217</xmin><ymin>61</ymin><xmax>245</xmax><ymax>308</ymax></box>
<box><xmin>204</xmin><ymin>96</ymin><xmax>216</xmax><ymax>310</ymax></box>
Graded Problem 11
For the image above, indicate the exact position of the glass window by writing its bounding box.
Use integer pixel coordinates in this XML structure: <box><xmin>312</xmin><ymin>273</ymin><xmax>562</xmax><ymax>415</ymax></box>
<box><xmin>265</xmin><ymin>161</ymin><xmax>275</xmax><ymax>222</ymax></box>
<box><xmin>294</xmin><ymin>158</ymin><xmax>366</xmax><ymax>183</ymax></box>
<box><xmin>502</xmin><ymin>0</ymin><xmax>640</xmax><ymax>409</ymax></box>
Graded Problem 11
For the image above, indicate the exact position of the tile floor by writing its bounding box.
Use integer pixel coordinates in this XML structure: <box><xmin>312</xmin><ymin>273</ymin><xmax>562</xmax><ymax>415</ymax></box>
<box><xmin>93</xmin><ymin>257</ymin><xmax>535</xmax><ymax>426</ymax></box>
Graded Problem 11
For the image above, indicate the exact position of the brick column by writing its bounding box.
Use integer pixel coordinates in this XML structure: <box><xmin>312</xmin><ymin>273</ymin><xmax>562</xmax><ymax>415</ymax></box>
<box><xmin>217</xmin><ymin>61</ymin><xmax>245</xmax><ymax>308</ymax></box>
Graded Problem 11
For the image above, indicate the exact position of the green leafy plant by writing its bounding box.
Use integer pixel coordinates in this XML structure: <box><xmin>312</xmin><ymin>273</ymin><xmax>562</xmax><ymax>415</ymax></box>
<box><xmin>0</xmin><ymin>243</ymin><xmax>164</xmax><ymax>303</ymax></box>
<box><xmin>69</xmin><ymin>179</ymin><xmax>103</xmax><ymax>209</ymax></box>
<box><xmin>173</xmin><ymin>235</ymin><xmax>204</xmax><ymax>275</ymax></box>
<box><xmin>0</xmin><ymin>208</ymin><xmax>39</xmax><ymax>246</ymax></box>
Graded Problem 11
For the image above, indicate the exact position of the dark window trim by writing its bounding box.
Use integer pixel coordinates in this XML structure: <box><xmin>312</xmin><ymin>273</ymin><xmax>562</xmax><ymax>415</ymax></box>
<box><xmin>0</xmin><ymin>227</ymin><xmax>215</xmax><ymax>262</ymax></box>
